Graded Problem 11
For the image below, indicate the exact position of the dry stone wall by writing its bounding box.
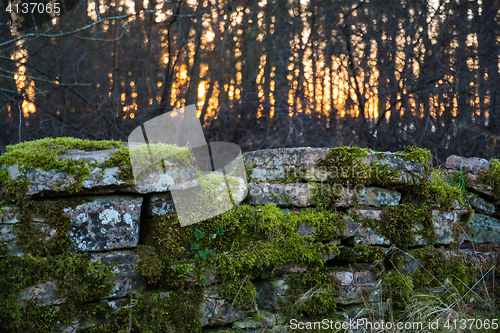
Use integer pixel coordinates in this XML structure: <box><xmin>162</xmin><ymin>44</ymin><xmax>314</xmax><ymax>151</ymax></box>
<box><xmin>0</xmin><ymin>139</ymin><xmax>499</xmax><ymax>332</ymax></box>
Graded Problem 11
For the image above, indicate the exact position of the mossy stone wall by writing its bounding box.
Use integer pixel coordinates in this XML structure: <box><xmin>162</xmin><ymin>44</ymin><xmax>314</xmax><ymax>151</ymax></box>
<box><xmin>0</xmin><ymin>139</ymin><xmax>499</xmax><ymax>332</ymax></box>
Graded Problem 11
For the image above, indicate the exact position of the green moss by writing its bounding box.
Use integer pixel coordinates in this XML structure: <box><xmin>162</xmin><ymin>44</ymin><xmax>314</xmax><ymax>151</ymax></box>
<box><xmin>366</xmin><ymin>204</ymin><xmax>434</xmax><ymax>249</ymax></box>
<box><xmin>0</xmin><ymin>253</ymin><xmax>115</xmax><ymax>332</ymax></box>
<box><xmin>0</xmin><ymin>138</ymin><xmax>124</xmax><ymax>196</ymax></box>
<box><xmin>101</xmin><ymin>289</ymin><xmax>203</xmax><ymax>333</ymax></box>
<box><xmin>111</xmin><ymin>143</ymin><xmax>193</xmax><ymax>184</ymax></box>
<box><xmin>393</xmin><ymin>145</ymin><xmax>432</xmax><ymax>172</ymax></box>
<box><xmin>245</xmin><ymin>162</ymin><xmax>257</xmax><ymax>182</ymax></box>
<box><xmin>0</xmin><ymin>138</ymin><xmax>193</xmax><ymax>198</ymax></box>
<box><xmin>481</xmin><ymin>158</ymin><xmax>500</xmax><ymax>196</ymax></box>
<box><xmin>279</xmin><ymin>267</ymin><xmax>340</xmax><ymax>322</ymax></box>
<box><xmin>140</xmin><ymin>204</ymin><xmax>342</xmax><ymax>314</ymax></box>
<box><xmin>428</xmin><ymin>170</ymin><xmax>464</xmax><ymax>209</ymax></box>
<box><xmin>382</xmin><ymin>270</ymin><xmax>414</xmax><ymax>309</ymax></box>
<box><xmin>313</xmin><ymin>146</ymin><xmax>401</xmax><ymax>210</ymax></box>
<box><xmin>385</xmin><ymin>246</ymin><xmax>492</xmax><ymax>313</ymax></box>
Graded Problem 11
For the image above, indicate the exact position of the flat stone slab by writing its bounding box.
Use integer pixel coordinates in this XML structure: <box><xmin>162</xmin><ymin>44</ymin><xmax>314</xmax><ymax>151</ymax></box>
<box><xmin>247</xmin><ymin>183</ymin><xmax>314</xmax><ymax>206</ymax></box>
<box><xmin>64</xmin><ymin>195</ymin><xmax>143</xmax><ymax>252</ymax></box>
<box><xmin>146</xmin><ymin>192</ymin><xmax>176</xmax><ymax>216</ymax></box>
<box><xmin>244</xmin><ymin>148</ymin><xmax>330</xmax><ymax>182</ymax></box>
<box><xmin>3</xmin><ymin>148</ymin><xmax>198</xmax><ymax>196</ymax></box>
<box><xmin>244</xmin><ymin>148</ymin><xmax>429</xmax><ymax>185</ymax></box>
<box><xmin>346</xmin><ymin>209</ymin><xmax>467</xmax><ymax>246</ymax></box>
<box><xmin>247</xmin><ymin>183</ymin><xmax>400</xmax><ymax>208</ymax></box>
<box><xmin>445</xmin><ymin>155</ymin><xmax>490</xmax><ymax>175</ymax></box>
<box><xmin>462</xmin><ymin>213</ymin><xmax>500</xmax><ymax>243</ymax></box>
<box><xmin>90</xmin><ymin>252</ymin><xmax>146</xmax><ymax>299</ymax></box>
<box><xmin>17</xmin><ymin>251</ymin><xmax>145</xmax><ymax>307</ymax></box>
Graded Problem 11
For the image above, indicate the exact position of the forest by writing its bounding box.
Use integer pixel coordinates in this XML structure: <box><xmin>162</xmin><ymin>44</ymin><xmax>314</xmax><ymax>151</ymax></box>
<box><xmin>0</xmin><ymin>0</ymin><xmax>499</xmax><ymax>164</ymax></box>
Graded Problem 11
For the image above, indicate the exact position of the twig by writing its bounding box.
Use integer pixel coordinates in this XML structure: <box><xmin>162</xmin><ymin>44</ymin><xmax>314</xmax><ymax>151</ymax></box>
<box><xmin>230</xmin><ymin>274</ymin><xmax>249</xmax><ymax>308</ymax></box>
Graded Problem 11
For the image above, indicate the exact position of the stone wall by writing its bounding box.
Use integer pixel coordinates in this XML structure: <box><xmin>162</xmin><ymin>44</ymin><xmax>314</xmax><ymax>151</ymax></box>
<box><xmin>0</xmin><ymin>139</ymin><xmax>499</xmax><ymax>332</ymax></box>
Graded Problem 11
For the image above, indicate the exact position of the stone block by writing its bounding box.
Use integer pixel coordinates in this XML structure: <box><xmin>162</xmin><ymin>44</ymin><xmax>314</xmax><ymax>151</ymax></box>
<box><xmin>445</xmin><ymin>155</ymin><xmax>490</xmax><ymax>175</ymax></box>
<box><xmin>18</xmin><ymin>251</ymin><xmax>145</xmax><ymax>308</ymax></box>
<box><xmin>462</xmin><ymin>213</ymin><xmax>500</xmax><ymax>243</ymax></box>
<box><xmin>247</xmin><ymin>183</ymin><xmax>313</xmax><ymax>206</ymax></box>
<box><xmin>3</xmin><ymin>148</ymin><xmax>198</xmax><ymax>196</ymax></box>
<box><xmin>64</xmin><ymin>195</ymin><xmax>143</xmax><ymax>252</ymax></box>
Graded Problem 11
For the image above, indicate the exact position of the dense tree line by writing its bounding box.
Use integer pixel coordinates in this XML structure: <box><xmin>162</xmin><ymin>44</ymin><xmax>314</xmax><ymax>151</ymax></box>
<box><xmin>0</xmin><ymin>0</ymin><xmax>499</xmax><ymax>163</ymax></box>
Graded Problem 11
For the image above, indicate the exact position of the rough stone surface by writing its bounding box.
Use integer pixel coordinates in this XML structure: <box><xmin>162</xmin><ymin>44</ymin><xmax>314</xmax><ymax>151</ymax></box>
<box><xmin>343</xmin><ymin>216</ymin><xmax>390</xmax><ymax>246</ymax></box>
<box><xmin>18</xmin><ymin>251</ymin><xmax>144</xmax><ymax>308</ymax></box>
<box><xmin>445</xmin><ymin>155</ymin><xmax>490</xmax><ymax>175</ymax></box>
<box><xmin>247</xmin><ymin>183</ymin><xmax>401</xmax><ymax>208</ymax></box>
<box><xmin>462</xmin><ymin>213</ymin><xmax>500</xmax><ymax>243</ymax></box>
<box><xmin>64</xmin><ymin>195</ymin><xmax>143</xmax><ymax>252</ymax></box>
<box><xmin>464</xmin><ymin>173</ymin><xmax>495</xmax><ymax>198</ymax></box>
<box><xmin>244</xmin><ymin>148</ymin><xmax>330</xmax><ymax>182</ymax></box>
<box><xmin>344</xmin><ymin>211</ymin><xmax>390</xmax><ymax>245</ymax></box>
<box><xmin>90</xmin><ymin>251</ymin><xmax>146</xmax><ymax>299</ymax></box>
<box><xmin>355</xmin><ymin>187</ymin><xmax>401</xmax><ymax>207</ymax></box>
<box><xmin>331</xmin><ymin>267</ymin><xmax>382</xmax><ymax>305</ymax></box>
<box><xmin>247</xmin><ymin>183</ymin><xmax>313</xmax><ymax>206</ymax></box>
<box><xmin>254</xmin><ymin>278</ymin><xmax>288</xmax><ymax>311</ymax></box>
<box><xmin>147</xmin><ymin>192</ymin><xmax>176</xmax><ymax>216</ymax></box>
<box><xmin>346</xmin><ymin>209</ymin><xmax>465</xmax><ymax>246</ymax></box>
<box><xmin>428</xmin><ymin>210</ymin><xmax>464</xmax><ymax>245</ymax></box>
<box><xmin>3</xmin><ymin>148</ymin><xmax>198</xmax><ymax>196</ymax></box>
<box><xmin>466</xmin><ymin>194</ymin><xmax>495</xmax><ymax>215</ymax></box>
<box><xmin>201</xmin><ymin>287</ymin><xmax>245</xmax><ymax>326</ymax></box>
<box><xmin>244</xmin><ymin>148</ymin><xmax>429</xmax><ymax>185</ymax></box>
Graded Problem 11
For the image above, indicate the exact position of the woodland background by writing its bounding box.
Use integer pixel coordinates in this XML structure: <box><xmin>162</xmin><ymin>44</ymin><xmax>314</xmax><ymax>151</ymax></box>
<box><xmin>0</xmin><ymin>0</ymin><xmax>499</xmax><ymax>164</ymax></box>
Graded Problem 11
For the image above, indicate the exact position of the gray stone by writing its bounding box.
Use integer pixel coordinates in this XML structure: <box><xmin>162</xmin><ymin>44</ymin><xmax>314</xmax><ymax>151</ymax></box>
<box><xmin>331</xmin><ymin>267</ymin><xmax>382</xmax><ymax>305</ymax></box>
<box><xmin>347</xmin><ymin>209</ymin><xmax>465</xmax><ymax>246</ymax></box>
<box><xmin>147</xmin><ymin>192</ymin><xmax>176</xmax><ymax>216</ymax></box>
<box><xmin>18</xmin><ymin>251</ymin><xmax>145</xmax><ymax>308</ymax></box>
<box><xmin>445</xmin><ymin>155</ymin><xmax>490</xmax><ymax>175</ymax></box>
<box><xmin>464</xmin><ymin>173</ymin><xmax>496</xmax><ymax>198</ymax></box>
<box><xmin>462</xmin><ymin>213</ymin><xmax>500</xmax><ymax>243</ymax></box>
<box><xmin>244</xmin><ymin>147</ymin><xmax>330</xmax><ymax>182</ymax></box>
<box><xmin>297</xmin><ymin>223</ymin><xmax>316</xmax><ymax>238</ymax></box>
<box><xmin>246</xmin><ymin>183</ymin><xmax>313</xmax><ymax>207</ymax></box>
<box><xmin>247</xmin><ymin>183</ymin><xmax>400</xmax><ymax>208</ymax></box>
<box><xmin>0</xmin><ymin>206</ymin><xmax>21</xmax><ymax>223</ymax></box>
<box><xmin>90</xmin><ymin>252</ymin><xmax>146</xmax><ymax>299</ymax></box>
<box><xmin>201</xmin><ymin>287</ymin><xmax>245</xmax><ymax>326</ymax></box>
<box><xmin>2</xmin><ymin>148</ymin><xmax>198</xmax><ymax>196</ymax></box>
<box><xmin>427</xmin><ymin>210</ymin><xmax>463</xmax><ymax>245</ymax></box>
<box><xmin>254</xmin><ymin>278</ymin><xmax>288</xmax><ymax>311</ymax></box>
<box><xmin>466</xmin><ymin>194</ymin><xmax>495</xmax><ymax>215</ymax></box>
<box><xmin>354</xmin><ymin>187</ymin><xmax>401</xmax><ymax>207</ymax></box>
<box><xmin>64</xmin><ymin>195</ymin><xmax>143</xmax><ymax>252</ymax></box>
<box><xmin>244</xmin><ymin>148</ymin><xmax>429</xmax><ymax>185</ymax></box>
<box><xmin>18</xmin><ymin>281</ymin><xmax>65</xmax><ymax>307</ymax></box>
<box><xmin>343</xmin><ymin>213</ymin><xmax>390</xmax><ymax>246</ymax></box>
